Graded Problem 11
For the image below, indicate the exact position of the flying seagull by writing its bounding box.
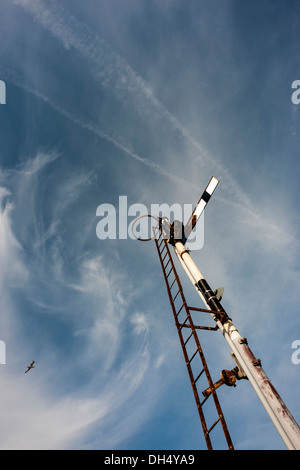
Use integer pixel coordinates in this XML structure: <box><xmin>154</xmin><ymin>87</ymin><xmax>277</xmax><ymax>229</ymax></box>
<box><xmin>25</xmin><ymin>361</ymin><xmax>35</xmax><ymax>373</ymax></box>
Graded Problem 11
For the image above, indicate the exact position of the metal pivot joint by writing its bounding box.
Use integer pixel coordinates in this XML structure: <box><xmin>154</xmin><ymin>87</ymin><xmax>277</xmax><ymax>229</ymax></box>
<box><xmin>202</xmin><ymin>366</ymin><xmax>247</xmax><ymax>399</ymax></box>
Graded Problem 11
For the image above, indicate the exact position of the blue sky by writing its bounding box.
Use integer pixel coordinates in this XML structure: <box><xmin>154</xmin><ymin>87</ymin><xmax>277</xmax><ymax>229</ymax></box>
<box><xmin>0</xmin><ymin>0</ymin><xmax>300</xmax><ymax>450</ymax></box>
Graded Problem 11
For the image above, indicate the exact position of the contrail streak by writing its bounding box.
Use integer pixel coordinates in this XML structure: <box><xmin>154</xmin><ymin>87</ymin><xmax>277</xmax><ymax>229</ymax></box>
<box><xmin>12</xmin><ymin>0</ymin><xmax>252</xmax><ymax>209</ymax></box>
<box><xmin>3</xmin><ymin>70</ymin><xmax>195</xmax><ymax>191</ymax></box>
<box><xmin>10</xmin><ymin>1</ymin><xmax>299</xmax><ymax>246</ymax></box>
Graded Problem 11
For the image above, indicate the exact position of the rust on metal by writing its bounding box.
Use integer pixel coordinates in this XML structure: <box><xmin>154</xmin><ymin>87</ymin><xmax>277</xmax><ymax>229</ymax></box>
<box><xmin>153</xmin><ymin>226</ymin><xmax>234</xmax><ymax>450</ymax></box>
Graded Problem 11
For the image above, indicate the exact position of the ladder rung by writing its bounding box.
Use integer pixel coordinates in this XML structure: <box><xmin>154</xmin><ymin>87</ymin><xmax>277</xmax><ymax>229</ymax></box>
<box><xmin>163</xmin><ymin>259</ymin><xmax>171</xmax><ymax>270</ymax></box>
<box><xmin>188</xmin><ymin>348</ymin><xmax>198</xmax><ymax>364</ymax></box>
<box><xmin>176</xmin><ymin>304</ymin><xmax>185</xmax><ymax>318</ymax></box>
<box><xmin>166</xmin><ymin>267</ymin><xmax>173</xmax><ymax>278</ymax></box>
<box><xmin>161</xmin><ymin>252</ymin><xmax>169</xmax><ymax>264</ymax></box>
<box><xmin>159</xmin><ymin>246</ymin><xmax>167</xmax><ymax>258</ymax></box>
<box><xmin>154</xmin><ymin>224</ymin><xmax>234</xmax><ymax>450</ymax></box>
<box><xmin>158</xmin><ymin>238</ymin><xmax>165</xmax><ymax>250</ymax></box>
<box><xmin>193</xmin><ymin>368</ymin><xmax>205</xmax><ymax>385</ymax></box>
<box><xmin>184</xmin><ymin>331</ymin><xmax>193</xmax><ymax>346</ymax></box>
<box><xmin>172</xmin><ymin>289</ymin><xmax>181</xmax><ymax>302</ymax></box>
<box><xmin>179</xmin><ymin>317</ymin><xmax>190</xmax><ymax>331</ymax></box>
<box><xmin>154</xmin><ymin>229</ymin><xmax>161</xmax><ymax>239</ymax></box>
<box><xmin>206</xmin><ymin>417</ymin><xmax>221</xmax><ymax>435</ymax></box>
<box><xmin>200</xmin><ymin>394</ymin><xmax>210</xmax><ymax>408</ymax></box>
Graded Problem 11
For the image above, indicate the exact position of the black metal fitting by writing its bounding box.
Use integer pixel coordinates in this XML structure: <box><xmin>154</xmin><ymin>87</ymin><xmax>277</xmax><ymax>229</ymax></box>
<box><xmin>252</xmin><ymin>358</ymin><xmax>262</xmax><ymax>367</ymax></box>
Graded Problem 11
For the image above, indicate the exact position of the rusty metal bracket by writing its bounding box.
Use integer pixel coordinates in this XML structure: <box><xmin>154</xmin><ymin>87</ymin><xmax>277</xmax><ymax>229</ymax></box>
<box><xmin>230</xmin><ymin>352</ymin><xmax>248</xmax><ymax>380</ymax></box>
<box><xmin>238</xmin><ymin>337</ymin><xmax>248</xmax><ymax>345</ymax></box>
<box><xmin>252</xmin><ymin>358</ymin><xmax>262</xmax><ymax>367</ymax></box>
<box><xmin>202</xmin><ymin>369</ymin><xmax>237</xmax><ymax>398</ymax></box>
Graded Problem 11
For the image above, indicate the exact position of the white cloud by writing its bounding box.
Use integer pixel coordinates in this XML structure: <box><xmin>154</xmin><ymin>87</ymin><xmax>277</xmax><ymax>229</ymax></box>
<box><xmin>10</xmin><ymin>0</ymin><xmax>298</xmax><ymax>257</ymax></box>
<box><xmin>0</xmin><ymin>370</ymin><xmax>108</xmax><ymax>450</ymax></box>
<box><xmin>4</xmin><ymin>0</ymin><xmax>300</xmax><ymax>450</ymax></box>
<box><xmin>0</xmin><ymin>150</ymin><xmax>169</xmax><ymax>449</ymax></box>
<box><xmin>130</xmin><ymin>312</ymin><xmax>149</xmax><ymax>337</ymax></box>
<box><xmin>15</xmin><ymin>150</ymin><xmax>60</xmax><ymax>175</ymax></box>
<box><xmin>0</xmin><ymin>191</ymin><xmax>28</xmax><ymax>288</ymax></box>
<box><xmin>4</xmin><ymin>67</ymin><xmax>194</xmax><ymax>192</ymax></box>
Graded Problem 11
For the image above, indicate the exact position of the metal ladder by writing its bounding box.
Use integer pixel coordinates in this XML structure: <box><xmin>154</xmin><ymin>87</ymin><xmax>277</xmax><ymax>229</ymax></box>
<box><xmin>153</xmin><ymin>226</ymin><xmax>234</xmax><ymax>450</ymax></box>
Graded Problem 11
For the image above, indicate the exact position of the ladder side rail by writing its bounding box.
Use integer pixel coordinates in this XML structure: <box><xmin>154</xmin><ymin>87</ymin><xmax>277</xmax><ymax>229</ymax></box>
<box><xmin>154</xmin><ymin>235</ymin><xmax>213</xmax><ymax>450</ymax></box>
<box><xmin>154</xmin><ymin>230</ymin><xmax>234</xmax><ymax>450</ymax></box>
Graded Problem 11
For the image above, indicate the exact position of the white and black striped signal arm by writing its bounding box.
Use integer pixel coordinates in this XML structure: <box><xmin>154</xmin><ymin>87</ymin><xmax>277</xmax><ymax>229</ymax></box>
<box><xmin>183</xmin><ymin>176</ymin><xmax>219</xmax><ymax>243</ymax></box>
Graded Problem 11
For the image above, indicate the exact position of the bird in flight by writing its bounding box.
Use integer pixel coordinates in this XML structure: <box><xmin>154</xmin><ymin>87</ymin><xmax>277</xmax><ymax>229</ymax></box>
<box><xmin>25</xmin><ymin>361</ymin><xmax>35</xmax><ymax>373</ymax></box>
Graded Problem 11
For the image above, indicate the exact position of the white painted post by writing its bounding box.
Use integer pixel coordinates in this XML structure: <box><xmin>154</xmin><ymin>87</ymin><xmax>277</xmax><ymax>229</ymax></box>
<box><xmin>172</xmin><ymin>238</ymin><xmax>300</xmax><ymax>450</ymax></box>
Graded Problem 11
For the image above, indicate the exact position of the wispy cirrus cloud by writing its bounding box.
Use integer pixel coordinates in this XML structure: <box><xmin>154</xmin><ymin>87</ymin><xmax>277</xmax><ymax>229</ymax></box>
<box><xmin>3</xmin><ymin>68</ymin><xmax>193</xmax><ymax>191</ymax></box>
<box><xmin>10</xmin><ymin>0</ymin><xmax>299</xmax><ymax>256</ymax></box>
<box><xmin>0</xmin><ymin>190</ymin><xmax>28</xmax><ymax>288</ymax></box>
<box><xmin>11</xmin><ymin>0</ymin><xmax>249</xmax><ymax>204</ymax></box>
<box><xmin>2</xmin><ymin>1</ymin><xmax>299</xmax><ymax>450</ymax></box>
<box><xmin>0</xmin><ymin>150</ymin><xmax>167</xmax><ymax>449</ymax></box>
